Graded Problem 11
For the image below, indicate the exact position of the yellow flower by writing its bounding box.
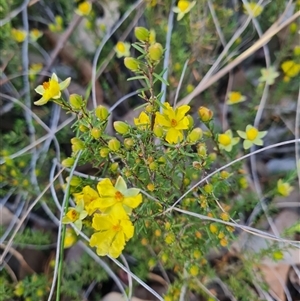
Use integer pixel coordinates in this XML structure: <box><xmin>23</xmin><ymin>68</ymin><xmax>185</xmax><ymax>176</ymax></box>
<box><xmin>89</xmin><ymin>176</ymin><xmax>142</xmax><ymax>218</ymax></box>
<box><xmin>63</xmin><ymin>227</ymin><xmax>78</xmax><ymax>248</ymax></box>
<box><xmin>75</xmin><ymin>1</ymin><xmax>92</xmax><ymax>16</ymax></box>
<box><xmin>281</xmin><ymin>60</ymin><xmax>300</xmax><ymax>80</ymax></box>
<box><xmin>74</xmin><ymin>185</ymin><xmax>101</xmax><ymax>215</ymax></box>
<box><xmin>62</xmin><ymin>199</ymin><xmax>88</xmax><ymax>234</ymax></box>
<box><xmin>237</xmin><ymin>125</ymin><xmax>267</xmax><ymax>150</ymax></box>
<box><xmin>115</xmin><ymin>41</ymin><xmax>131</xmax><ymax>58</ymax></box>
<box><xmin>29</xmin><ymin>29</ymin><xmax>43</xmax><ymax>41</ymax></box>
<box><xmin>134</xmin><ymin>111</ymin><xmax>150</xmax><ymax>129</ymax></box>
<box><xmin>11</xmin><ymin>28</ymin><xmax>27</xmax><ymax>43</ymax></box>
<box><xmin>243</xmin><ymin>2</ymin><xmax>263</xmax><ymax>17</ymax></box>
<box><xmin>90</xmin><ymin>213</ymin><xmax>134</xmax><ymax>258</ymax></box>
<box><xmin>277</xmin><ymin>179</ymin><xmax>293</xmax><ymax>197</ymax></box>
<box><xmin>173</xmin><ymin>1</ymin><xmax>196</xmax><ymax>21</ymax></box>
<box><xmin>218</xmin><ymin>129</ymin><xmax>240</xmax><ymax>152</ymax></box>
<box><xmin>34</xmin><ymin>73</ymin><xmax>71</xmax><ymax>105</ymax></box>
<box><xmin>227</xmin><ymin>91</ymin><xmax>246</xmax><ymax>105</ymax></box>
<box><xmin>155</xmin><ymin>102</ymin><xmax>190</xmax><ymax>144</ymax></box>
<box><xmin>258</xmin><ymin>67</ymin><xmax>279</xmax><ymax>85</ymax></box>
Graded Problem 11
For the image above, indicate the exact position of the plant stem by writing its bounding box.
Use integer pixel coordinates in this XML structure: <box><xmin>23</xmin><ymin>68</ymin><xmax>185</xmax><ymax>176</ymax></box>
<box><xmin>56</xmin><ymin>223</ymin><xmax>67</xmax><ymax>301</ymax></box>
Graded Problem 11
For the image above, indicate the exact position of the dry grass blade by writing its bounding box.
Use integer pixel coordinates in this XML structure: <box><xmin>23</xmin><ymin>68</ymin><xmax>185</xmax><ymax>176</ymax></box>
<box><xmin>177</xmin><ymin>11</ymin><xmax>300</xmax><ymax>107</ymax></box>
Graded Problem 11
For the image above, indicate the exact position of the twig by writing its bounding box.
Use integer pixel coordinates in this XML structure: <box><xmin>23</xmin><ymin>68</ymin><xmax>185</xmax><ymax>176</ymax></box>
<box><xmin>0</xmin><ymin>244</ymin><xmax>35</xmax><ymax>275</ymax></box>
<box><xmin>167</xmin><ymin>139</ymin><xmax>300</xmax><ymax>212</ymax></box>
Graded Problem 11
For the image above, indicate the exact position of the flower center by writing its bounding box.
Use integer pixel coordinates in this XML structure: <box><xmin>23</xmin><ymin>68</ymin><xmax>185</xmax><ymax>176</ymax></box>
<box><xmin>115</xmin><ymin>191</ymin><xmax>124</xmax><ymax>202</ymax></box>
<box><xmin>112</xmin><ymin>222</ymin><xmax>122</xmax><ymax>232</ymax></box>
<box><xmin>230</xmin><ymin>92</ymin><xmax>242</xmax><ymax>103</ymax></box>
<box><xmin>43</xmin><ymin>79</ymin><xmax>60</xmax><ymax>100</ymax></box>
<box><xmin>43</xmin><ymin>81</ymin><xmax>50</xmax><ymax>90</ymax></box>
<box><xmin>67</xmin><ymin>209</ymin><xmax>79</xmax><ymax>222</ymax></box>
<box><xmin>246</xmin><ymin>127</ymin><xmax>258</xmax><ymax>141</ymax></box>
<box><xmin>79</xmin><ymin>2</ymin><xmax>90</xmax><ymax>14</ymax></box>
<box><xmin>171</xmin><ymin>119</ymin><xmax>178</xmax><ymax>127</ymax></box>
<box><xmin>116</xmin><ymin>42</ymin><xmax>126</xmax><ymax>53</ymax></box>
<box><xmin>219</xmin><ymin>134</ymin><xmax>231</xmax><ymax>146</ymax></box>
<box><xmin>178</xmin><ymin>0</ymin><xmax>189</xmax><ymax>12</ymax></box>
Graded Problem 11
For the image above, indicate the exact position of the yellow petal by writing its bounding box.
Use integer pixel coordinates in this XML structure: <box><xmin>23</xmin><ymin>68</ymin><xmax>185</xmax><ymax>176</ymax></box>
<box><xmin>97</xmin><ymin>178</ymin><xmax>116</xmax><ymax>197</ymax></box>
<box><xmin>165</xmin><ymin>128</ymin><xmax>183</xmax><ymax>144</ymax></box>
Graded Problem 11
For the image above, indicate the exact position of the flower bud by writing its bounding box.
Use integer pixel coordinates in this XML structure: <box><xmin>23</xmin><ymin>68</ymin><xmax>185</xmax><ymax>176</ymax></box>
<box><xmin>198</xmin><ymin>106</ymin><xmax>213</xmax><ymax>122</ymax></box>
<box><xmin>124</xmin><ymin>169</ymin><xmax>131</xmax><ymax>177</ymax></box>
<box><xmin>145</xmin><ymin>104</ymin><xmax>153</xmax><ymax>113</ymax></box>
<box><xmin>95</xmin><ymin>105</ymin><xmax>109</xmax><ymax>120</ymax></box>
<box><xmin>187</xmin><ymin>127</ymin><xmax>203</xmax><ymax>143</ymax></box>
<box><xmin>147</xmin><ymin>183</ymin><xmax>155</xmax><ymax>191</ymax></box>
<box><xmin>165</xmin><ymin>233</ymin><xmax>175</xmax><ymax>245</ymax></box>
<box><xmin>149</xmin><ymin>29</ymin><xmax>156</xmax><ymax>44</ymax></box>
<box><xmin>134</xmin><ymin>27</ymin><xmax>149</xmax><ymax>42</ymax></box>
<box><xmin>79</xmin><ymin>124</ymin><xmax>89</xmax><ymax>132</ymax></box>
<box><xmin>153</xmin><ymin>125</ymin><xmax>164</xmax><ymax>137</ymax></box>
<box><xmin>62</xmin><ymin>157</ymin><xmax>75</xmax><ymax>167</ymax></box>
<box><xmin>91</xmin><ymin>128</ymin><xmax>101</xmax><ymax>139</ymax></box>
<box><xmin>66</xmin><ymin>176</ymin><xmax>81</xmax><ymax>186</ymax></box>
<box><xmin>183</xmin><ymin>177</ymin><xmax>190</xmax><ymax>186</ymax></box>
<box><xmin>220</xmin><ymin>170</ymin><xmax>230</xmax><ymax>179</ymax></box>
<box><xmin>197</xmin><ymin>143</ymin><xmax>207</xmax><ymax>157</ymax></box>
<box><xmin>69</xmin><ymin>94</ymin><xmax>83</xmax><ymax>109</ymax></box>
<box><xmin>149</xmin><ymin>162</ymin><xmax>157</xmax><ymax>171</ymax></box>
<box><xmin>209</xmin><ymin>152</ymin><xmax>217</xmax><ymax>162</ymax></box>
<box><xmin>220</xmin><ymin>212</ymin><xmax>230</xmax><ymax>221</ymax></box>
<box><xmin>99</xmin><ymin>147</ymin><xmax>110</xmax><ymax>158</ymax></box>
<box><xmin>293</xmin><ymin>45</ymin><xmax>300</xmax><ymax>57</ymax></box>
<box><xmin>113</xmin><ymin>121</ymin><xmax>130</xmax><ymax>135</ymax></box>
<box><xmin>109</xmin><ymin>162</ymin><xmax>119</xmax><ymax>172</ymax></box>
<box><xmin>204</xmin><ymin>183</ymin><xmax>213</xmax><ymax>194</ymax></box>
<box><xmin>124</xmin><ymin>138</ymin><xmax>134</xmax><ymax>149</ymax></box>
<box><xmin>148</xmin><ymin>43</ymin><xmax>163</xmax><ymax>61</ymax></box>
<box><xmin>124</xmin><ymin>57</ymin><xmax>140</xmax><ymax>71</ymax></box>
<box><xmin>187</xmin><ymin>115</ymin><xmax>194</xmax><ymax>129</ymax></box>
<box><xmin>158</xmin><ymin>156</ymin><xmax>166</xmax><ymax>164</ymax></box>
<box><xmin>210</xmin><ymin>223</ymin><xmax>218</xmax><ymax>233</ymax></box>
<box><xmin>192</xmin><ymin>161</ymin><xmax>202</xmax><ymax>170</ymax></box>
<box><xmin>289</xmin><ymin>22</ymin><xmax>297</xmax><ymax>34</ymax></box>
<box><xmin>71</xmin><ymin>138</ymin><xmax>84</xmax><ymax>151</ymax></box>
<box><xmin>108</xmin><ymin>138</ymin><xmax>121</xmax><ymax>151</ymax></box>
<box><xmin>189</xmin><ymin>265</ymin><xmax>199</xmax><ymax>277</ymax></box>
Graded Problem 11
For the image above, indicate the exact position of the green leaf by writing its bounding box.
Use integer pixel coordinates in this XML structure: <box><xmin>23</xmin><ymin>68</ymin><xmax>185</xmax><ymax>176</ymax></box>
<box><xmin>131</xmin><ymin>43</ymin><xmax>146</xmax><ymax>54</ymax></box>
<box><xmin>286</xmin><ymin>222</ymin><xmax>300</xmax><ymax>234</ymax></box>
<box><xmin>127</xmin><ymin>75</ymin><xmax>148</xmax><ymax>81</ymax></box>
<box><xmin>153</xmin><ymin>72</ymin><xmax>169</xmax><ymax>86</ymax></box>
<box><xmin>133</xmin><ymin>103</ymin><xmax>149</xmax><ymax>110</ymax></box>
<box><xmin>137</xmin><ymin>87</ymin><xmax>150</xmax><ymax>93</ymax></box>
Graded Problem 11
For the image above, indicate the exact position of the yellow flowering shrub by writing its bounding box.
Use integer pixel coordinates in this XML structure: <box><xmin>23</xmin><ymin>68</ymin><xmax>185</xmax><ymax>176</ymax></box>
<box><xmin>1</xmin><ymin>2</ymin><xmax>292</xmax><ymax>296</ymax></box>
